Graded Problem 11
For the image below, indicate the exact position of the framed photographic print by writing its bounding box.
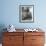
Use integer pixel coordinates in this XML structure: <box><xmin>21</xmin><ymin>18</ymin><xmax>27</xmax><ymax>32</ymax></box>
<box><xmin>19</xmin><ymin>5</ymin><xmax>34</xmax><ymax>23</ymax></box>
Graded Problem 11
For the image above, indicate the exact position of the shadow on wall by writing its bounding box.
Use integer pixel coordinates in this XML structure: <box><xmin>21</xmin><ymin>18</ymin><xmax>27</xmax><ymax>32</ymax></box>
<box><xmin>0</xmin><ymin>24</ymin><xmax>7</xmax><ymax>43</ymax></box>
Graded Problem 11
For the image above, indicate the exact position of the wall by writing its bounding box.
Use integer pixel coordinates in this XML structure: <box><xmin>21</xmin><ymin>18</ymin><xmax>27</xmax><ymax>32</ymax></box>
<box><xmin>0</xmin><ymin>0</ymin><xmax>46</xmax><ymax>29</ymax></box>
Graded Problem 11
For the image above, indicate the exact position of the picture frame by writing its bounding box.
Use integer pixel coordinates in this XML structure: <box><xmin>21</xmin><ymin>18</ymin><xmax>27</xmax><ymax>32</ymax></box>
<box><xmin>19</xmin><ymin>5</ymin><xmax>34</xmax><ymax>23</ymax></box>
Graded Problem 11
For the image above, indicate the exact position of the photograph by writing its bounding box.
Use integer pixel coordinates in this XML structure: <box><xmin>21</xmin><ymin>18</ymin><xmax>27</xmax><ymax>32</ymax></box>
<box><xmin>19</xmin><ymin>5</ymin><xmax>34</xmax><ymax>23</ymax></box>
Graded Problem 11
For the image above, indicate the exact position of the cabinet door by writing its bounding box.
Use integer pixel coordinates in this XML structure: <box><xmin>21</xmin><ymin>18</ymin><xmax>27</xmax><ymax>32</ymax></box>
<box><xmin>32</xmin><ymin>36</ymin><xmax>45</xmax><ymax>46</ymax></box>
<box><xmin>3</xmin><ymin>33</ymin><xmax>23</xmax><ymax>46</ymax></box>
<box><xmin>14</xmin><ymin>36</ymin><xmax>23</xmax><ymax>46</ymax></box>
<box><xmin>2</xmin><ymin>36</ymin><xmax>9</xmax><ymax>46</ymax></box>
<box><xmin>24</xmin><ymin>33</ymin><xmax>32</xmax><ymax>46</ymax></box>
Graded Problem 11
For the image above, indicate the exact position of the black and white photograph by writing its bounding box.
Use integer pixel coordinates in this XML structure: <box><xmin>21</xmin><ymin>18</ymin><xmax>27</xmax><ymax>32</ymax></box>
<box><xmin>19</xmin><ymin>5</ymin><xmax>34</xmax><ymax>23</ymax></box>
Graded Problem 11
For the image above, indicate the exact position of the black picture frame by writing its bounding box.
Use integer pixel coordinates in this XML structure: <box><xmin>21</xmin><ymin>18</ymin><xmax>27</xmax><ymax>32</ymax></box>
<box><xmin>19</xmin><ymin>5</ymin><xmax>34</xmax><ymax>23</ymax></box>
